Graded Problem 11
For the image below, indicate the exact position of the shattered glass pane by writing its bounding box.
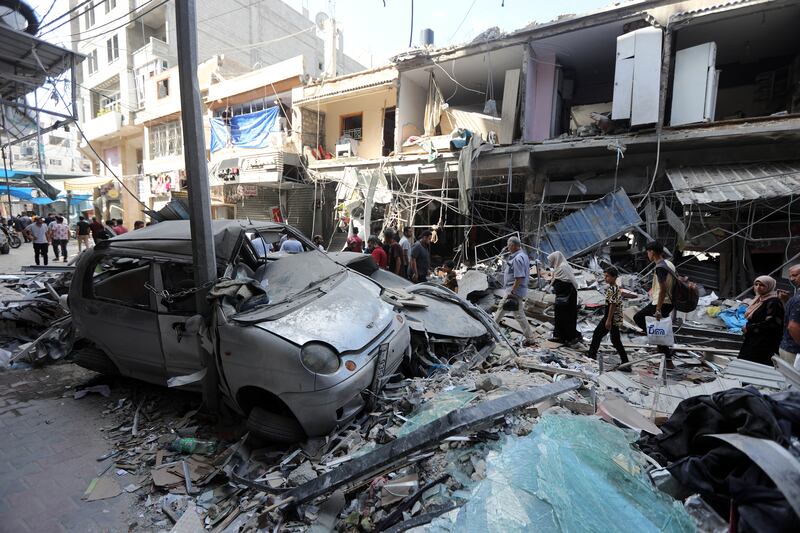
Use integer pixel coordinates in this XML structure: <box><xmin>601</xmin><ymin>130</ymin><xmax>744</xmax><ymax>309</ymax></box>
<box><xmin>430</xmin><ymin>415</ymin><xmax>695</xmax><ymax>533</ymax></box>
<box><xmin>396</xmin><ymin>389</ymin><xmax>478</xmax><ymax>437</ymax></box>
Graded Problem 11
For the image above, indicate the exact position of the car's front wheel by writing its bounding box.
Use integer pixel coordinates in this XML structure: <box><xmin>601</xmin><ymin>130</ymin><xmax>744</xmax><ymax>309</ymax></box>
<box><xmin>246</xmin><ymin>406</ymin><xmax>306</xmax><ymax>444</ymax></box>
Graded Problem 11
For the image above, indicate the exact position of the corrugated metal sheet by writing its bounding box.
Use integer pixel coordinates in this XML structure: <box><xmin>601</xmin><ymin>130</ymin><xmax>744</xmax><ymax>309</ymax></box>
<box><xmin>0</xmin><ymin>26</ymin><xmax>83</xmax><ymax>100</ymax></box>
<box><xmin>538</xmin><ymin>189</ymin><xmax>642</xmax><ymax>260</ymax></box>
<box><xmin>666</xmin><ymin>163</ymin><xmax>800</xmax><ymax>204</ymax></box>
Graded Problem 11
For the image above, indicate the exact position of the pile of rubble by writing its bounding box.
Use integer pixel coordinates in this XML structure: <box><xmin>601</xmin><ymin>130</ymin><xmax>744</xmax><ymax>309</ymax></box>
<box><xmin>0</xmin><ymin>268</ymin><xmax>74</xmax><ymax>369</ymax></box>
<box><xmin>2</xmin><ymin>256</ymin><xmax>799</xmax><ymax>532</ymax></box>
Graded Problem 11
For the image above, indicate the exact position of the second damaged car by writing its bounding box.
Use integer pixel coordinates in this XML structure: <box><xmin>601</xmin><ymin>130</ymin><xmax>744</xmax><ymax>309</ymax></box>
<box><xmin>68</xmin><ymin>220</ymin><xmax>410</xmax><ymax>442</ymax></box>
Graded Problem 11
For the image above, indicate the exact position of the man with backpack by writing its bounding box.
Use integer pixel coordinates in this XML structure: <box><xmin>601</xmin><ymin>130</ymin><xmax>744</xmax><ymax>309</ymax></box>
<box><xmin>634</xmin><ymin>241</ymin><xmax>677</xmax><ymax>368</ymax></box>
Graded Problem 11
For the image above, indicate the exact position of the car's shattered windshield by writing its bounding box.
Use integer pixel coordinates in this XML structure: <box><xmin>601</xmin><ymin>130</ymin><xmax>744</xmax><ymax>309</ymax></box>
<box><xmin>235</xmin><ymin>251</ymin><xmax>346</xmax><ymax>315</ymax></box>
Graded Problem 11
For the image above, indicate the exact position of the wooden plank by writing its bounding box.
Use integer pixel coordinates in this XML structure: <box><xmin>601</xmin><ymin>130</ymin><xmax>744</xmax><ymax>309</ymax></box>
<box><xmin>499</xmin><ymin>69</ymin><xmax>520</xmax><ymax>144</ymax></box>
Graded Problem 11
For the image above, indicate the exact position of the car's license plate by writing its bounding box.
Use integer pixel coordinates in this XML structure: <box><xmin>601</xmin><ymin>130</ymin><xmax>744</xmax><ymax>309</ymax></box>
<box><xmin>370</xmin><ymin>343</ymin><xmax>389</xmax><ymax>394</ymax></box>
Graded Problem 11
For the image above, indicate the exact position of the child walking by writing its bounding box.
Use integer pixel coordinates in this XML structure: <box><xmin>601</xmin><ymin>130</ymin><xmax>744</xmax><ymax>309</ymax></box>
<box><xmin>587</xmin><ymin>266</ymin><xmax>630</xmax><ymax>371</ymax></box>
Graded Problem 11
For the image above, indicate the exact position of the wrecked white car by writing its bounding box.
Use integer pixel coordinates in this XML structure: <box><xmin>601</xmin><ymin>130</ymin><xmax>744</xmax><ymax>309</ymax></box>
<box><xmin>69</xmin><ymin>220</ymin><xmax>411</xmax><ymax>442</ymax></box>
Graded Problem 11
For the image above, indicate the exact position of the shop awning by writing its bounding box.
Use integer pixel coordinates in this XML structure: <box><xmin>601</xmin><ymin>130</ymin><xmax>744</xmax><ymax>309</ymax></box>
<box><xmin>666</xmin><ymin>163</ymin><xmax>800</xmax><ymax>205</ymax></box>
<box><xmin>3</xmin><ymin>187</ymin><xmax>91</xmax><ymax>205</ymax></box>
<box><xmin>61</xmin><ymin>175</ymin><xmax>113</xmax><ymax>191</ymax></box>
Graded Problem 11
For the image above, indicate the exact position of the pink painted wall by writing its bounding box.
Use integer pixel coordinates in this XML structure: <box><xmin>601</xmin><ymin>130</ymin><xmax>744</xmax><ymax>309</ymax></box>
<box><xmin>523</xmin><ymin>47</ymin><xmax>557</xmax><ymax>142</ymax></box>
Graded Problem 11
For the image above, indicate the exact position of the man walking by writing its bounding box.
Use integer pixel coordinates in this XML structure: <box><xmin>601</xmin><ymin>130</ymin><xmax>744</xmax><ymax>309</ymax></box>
<box><xmin>633</xmin><ymin>241</ymin><xmax>676</xmax><ymax>367</ymax></box>
<box><xmin>89</xmin><ymin>217</ymin><xmax>105</xmax><ymax>243</ymax></box>
<box><xmin>49</xmin><ymin>215</ymin><xmax>70</xmax><ymax>262</ymax></box>
<box><xmin>24</xmin><ymin>217</ymin><xmax>51</xmax><ymax>265</ymax></box>
<box><xmin>76</xmin><ymin>215</ymin><xmax>91</xmax><ymax>252</ymax></box>
<box><xmin>408</xmin><ymin>230</ymin><xmax>432</xmax><ymax>282</ymax></box>
<box><xmin>778</xmin><ymin>265</ymin><xmax>800</xmax><ymax>367</ymax></box>
<box><xmin>399</xmin><ymin>227</ymin><xmax>412</xmax><ymax>266</ymax></box>
<box><xmin>493</xmin><ymin>236</ymin><xmax>535</xmax><ymax>345</ymax></box>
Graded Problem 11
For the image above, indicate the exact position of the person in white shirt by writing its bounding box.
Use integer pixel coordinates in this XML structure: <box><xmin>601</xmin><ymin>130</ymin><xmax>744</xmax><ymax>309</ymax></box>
<box><xmin>312</xmin><ymin>235</ymin><xmax>326</xmax><ymax>252</ymax></box>
<box><xmin>24</xmin><ymin>218</ymin><xmax>51</xmax><ymax>265</ymax></box>
<box><xmin>48</xmin><ymin>215</ymin><xmax>70</xmax><ymax>262</ymax></box>
<box><xmin>399</xmin><ymin>227</ymin><xmax>412</xmax><ymax>266</ymax></box>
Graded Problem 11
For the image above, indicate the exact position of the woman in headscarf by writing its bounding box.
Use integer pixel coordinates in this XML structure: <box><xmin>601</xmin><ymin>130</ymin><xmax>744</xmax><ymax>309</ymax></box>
<box><xmin>547</xmin><ymin>251</ymin><xmax>581</xmax><ymax>344</ymax></box>
<box><xmin>738</xmin><ymin>275</ymin><xmax>784</xmax><ymax>364</ymax></box>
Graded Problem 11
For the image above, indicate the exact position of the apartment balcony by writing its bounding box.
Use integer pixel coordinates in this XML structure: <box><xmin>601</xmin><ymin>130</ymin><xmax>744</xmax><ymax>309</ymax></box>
<box><xmin>132</xmin><ymin>37</ymin><xmax>174</xmax><ymax>71</ymax></box>
<box><xmin>82</xmin><ymin>110</ymin><xmax>123</xmax><ymax>142</ymax></box>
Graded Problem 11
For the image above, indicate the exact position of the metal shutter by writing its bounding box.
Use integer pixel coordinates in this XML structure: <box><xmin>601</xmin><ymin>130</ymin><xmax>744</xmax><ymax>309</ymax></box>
<box><xmin>226</xmin><ymin>184</ymin><xmax>279</xmax><ymax>220</ymax></box>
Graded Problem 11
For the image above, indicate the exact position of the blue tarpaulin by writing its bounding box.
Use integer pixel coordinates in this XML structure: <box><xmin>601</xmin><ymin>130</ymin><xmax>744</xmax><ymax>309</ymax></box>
<box><xmin>537</xmin><ymin>189</ymin><xmax>643</xmax><ymax>261</ymax></box>
<box><xmin>4</xmin><ymin>187</ymin><xmax>90</xmax><ymax>205</ymax></box>
<box><xmin>718</xmin><ymin>304</ymin><xmax>748</xmax><ymax>333</ymax></box>
<box><xmin>209</xmin><ymin>107</ymin><xmax>280</xmax><ymax>152</ymax></box>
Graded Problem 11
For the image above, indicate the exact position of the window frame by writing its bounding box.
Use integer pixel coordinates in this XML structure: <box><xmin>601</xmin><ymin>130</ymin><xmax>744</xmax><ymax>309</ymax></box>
<box><xmin>104</xmin><ymin>0</ymin><xmax>116</xmax><ymax>14</ymax></box>
<box><xmin>86</xmin><ymin>255</ymin><xmax>155</xmax><ymax>310</ymax></box>
<box><xmin>84</xmin><ymin>4</ymin><xmax>96</xmax><ymax>28</ymax></box>
<box><xmin>87</xmin><ymin>49</ymin><xmax>98</xmax><ymax>75</ymax></box>
<box><xmin>149</xmin><ymin>120</ymin><xmax>183</xmax><ymax>159</ymax></box>
<box><xmin>106</xmin><ymin>34</ymin><xmax>119</xmax><ymax>63</ymax></box>
<box><xmin>340</xmin><ymin>112</ymin><xmax>363</xmax><ymax>141</ymax></box>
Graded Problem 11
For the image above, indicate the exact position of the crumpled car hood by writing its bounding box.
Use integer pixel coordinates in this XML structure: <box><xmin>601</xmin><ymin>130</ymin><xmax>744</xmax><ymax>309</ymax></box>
<box><xmin>253</xmin><ymin>273</ymin><xmax>394</xmax><ymax>352</ymax></box>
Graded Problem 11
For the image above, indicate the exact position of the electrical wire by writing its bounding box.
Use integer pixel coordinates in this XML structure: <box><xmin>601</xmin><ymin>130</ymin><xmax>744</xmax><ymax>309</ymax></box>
<box><xmin>36</xmin><ymin>0</ymin><xmax>93</xmax><ymax>32</ymax></box>
<box><xmin>40</xmin><ymin>0</ymin><xmax>151</xmax><ymax>39</ymax></box>
<box><xmin>51</xmin><ymin>85</ymin><xmax>149</xmax><ymax>210</ymax></box>
<box><xmin>408</xmin><ymin>0</ymin><xmax>414</xmax><ymax>48</ymax></box>
<box><xmin>448</xmin><ymin>0</ymin><xmax>478</xmax><ymax>43</ymax></box>
<box><xmin>432</xmin><ymin>60</ymin><xmax>485</xmax><ymax>96</ymax></box>
<box><xmin>37</xmin><ymin>0</ymin><xmax>59</xmax><ymax>27</ymax></box>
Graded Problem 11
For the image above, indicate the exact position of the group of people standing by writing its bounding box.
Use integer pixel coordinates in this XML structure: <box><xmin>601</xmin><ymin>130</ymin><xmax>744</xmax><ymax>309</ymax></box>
<box><xmin>350</xmin><ymin>227</ymin><xmax>434</xmax><ymax>283</ymax></box>
<box><xmin>6</xmin><ymin>211</ymin><xmax>147</xmax><ymax>266</ymax></box>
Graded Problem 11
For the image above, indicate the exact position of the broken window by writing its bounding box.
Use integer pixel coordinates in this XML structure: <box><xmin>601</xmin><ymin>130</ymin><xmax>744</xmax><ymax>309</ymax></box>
<box><xmin>157</xmin><ymin>79</ymin><xmax>169</xmax><ymax>99</ymax></box>
<box><xmin>340</xmin><ymin>113</ymin><xmax>363</xmax><ymax>140</ymax></box>
<box><xmin>90</xmin><ymin>257</ymin><xmax>152</xmax><ymax>308</ymax></box>
<box><xmin>160</xmin><ymin>262</ymin><xmax>198</xmax><ymax>314</ymax></box>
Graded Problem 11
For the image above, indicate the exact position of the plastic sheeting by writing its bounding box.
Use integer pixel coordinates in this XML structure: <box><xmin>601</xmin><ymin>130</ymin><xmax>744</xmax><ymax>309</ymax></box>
<box><xmin>431</xmin><ymin>414</ymin><xmax>695</xmax><ymax>533</ymax></box>
<box><xmin>396</xmin><ymin>389</ymin><xmax>478</xmax><ymax>437</ymax></box>
<box><xmin>718</xmin><ymin>305</ymin><xmax>747</xmax><ymax>333</ymax></box>
<box><xmin>210</xmin><ymin>107</ymin><xmax>279</xmax><ymax>152</ymax></box>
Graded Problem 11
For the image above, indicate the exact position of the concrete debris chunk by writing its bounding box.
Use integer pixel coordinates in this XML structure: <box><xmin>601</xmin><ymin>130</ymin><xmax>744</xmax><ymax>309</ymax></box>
<box><xmin>476</xmin><ymin>375</ymin><xmax>503</xmax><ymax>392</ymax></box>
<box><xmin>287</xmin><ymin>461</ymin><xmax>318</xmax><ymax>486</ymax></box>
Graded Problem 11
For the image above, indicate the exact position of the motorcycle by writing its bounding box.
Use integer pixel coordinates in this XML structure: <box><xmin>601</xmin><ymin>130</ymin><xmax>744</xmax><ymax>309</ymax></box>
<box><xmin>1</xmin><ymin>225</ymin><xmax>21</xmax><ymax>249</ymax></box>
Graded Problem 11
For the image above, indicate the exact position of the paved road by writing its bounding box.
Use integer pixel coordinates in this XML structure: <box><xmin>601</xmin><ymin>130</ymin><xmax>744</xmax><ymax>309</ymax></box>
<box><xmin>0</xmin><ymin>239</ymin><xmax>84</xmax><ymax>273</ymax></box>
<box><xmin>0</xmin><ymin>365</ymin><xmax>134</xmax><ymax>532</ymax></box>
<box><xmin>1</xmin><ymin>240</ymin><xmax>136</xmax><ymax>532</ymax></box>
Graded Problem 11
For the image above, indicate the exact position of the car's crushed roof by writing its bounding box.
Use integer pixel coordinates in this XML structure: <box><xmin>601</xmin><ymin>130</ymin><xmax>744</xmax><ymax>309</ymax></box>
<box><xmin>96</xmin><ymin>219</ymin><xmax>284</xmax><ymax>260</ymax></box>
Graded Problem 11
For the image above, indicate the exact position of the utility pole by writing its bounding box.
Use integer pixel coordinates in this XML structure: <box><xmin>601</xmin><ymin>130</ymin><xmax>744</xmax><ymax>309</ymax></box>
<box><xmin>175</xmin><ymin>0</ymin><xmax>219</xmax><ymax>413</ymax></box>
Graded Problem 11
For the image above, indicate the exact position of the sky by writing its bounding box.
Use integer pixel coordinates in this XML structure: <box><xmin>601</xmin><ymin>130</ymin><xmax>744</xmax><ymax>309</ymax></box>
<box><xmin>28</xmin><ymin>0</ymin><xmax>616</xmax><ymax>67</ymax></box>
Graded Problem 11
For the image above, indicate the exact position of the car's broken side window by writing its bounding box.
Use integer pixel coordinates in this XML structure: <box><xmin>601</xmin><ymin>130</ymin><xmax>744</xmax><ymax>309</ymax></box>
<box><xmin>161</xmin><ymin>262</ymin><xmax>198</xmax><ymax>314</ymax></box>
<box><xmin>91</xmin><ymin>256</ymin><xmax>152</xmax><ymax>308</ymax></box>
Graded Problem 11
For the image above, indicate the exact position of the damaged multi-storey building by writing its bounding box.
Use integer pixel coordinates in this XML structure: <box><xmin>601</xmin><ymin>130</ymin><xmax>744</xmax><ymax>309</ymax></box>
<box><xmin>269</xmin><ymin>0</ymin><xmax>800</xmax><ymax>297</ymax></box>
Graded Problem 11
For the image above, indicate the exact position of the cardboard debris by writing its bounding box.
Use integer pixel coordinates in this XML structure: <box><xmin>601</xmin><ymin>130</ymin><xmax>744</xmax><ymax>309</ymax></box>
<box><xmin>82</xmin><ymin>476</ymin><xmax>122</xmax><ymax>501</ymax></box>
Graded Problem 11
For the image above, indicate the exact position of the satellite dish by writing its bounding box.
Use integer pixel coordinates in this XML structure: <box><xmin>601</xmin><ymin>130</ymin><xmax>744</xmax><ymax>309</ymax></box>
<box><xmin>314</xmin><ymin>12</ymin><xmax>329</xmax><ymax>30</ymax></box>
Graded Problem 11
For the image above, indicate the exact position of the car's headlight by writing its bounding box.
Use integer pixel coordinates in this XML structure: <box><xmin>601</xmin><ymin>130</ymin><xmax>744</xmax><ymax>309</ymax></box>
<box><xmin>300</xmin><ymin>343</ymin><xmax>340</xmax><ymax>374</ymax></box>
